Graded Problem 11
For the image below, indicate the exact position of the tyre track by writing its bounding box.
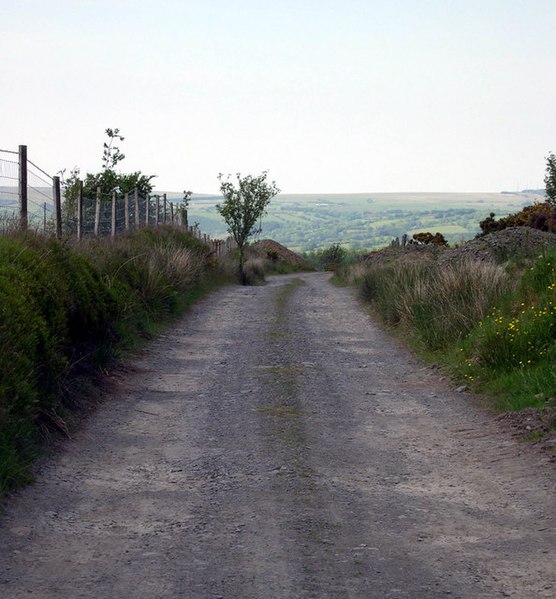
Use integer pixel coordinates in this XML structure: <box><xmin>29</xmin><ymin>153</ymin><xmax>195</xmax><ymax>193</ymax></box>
<box><xmin>0</xmin><ymin>273</ymin><xmax>554</xmax><ymax>598</ymax></box>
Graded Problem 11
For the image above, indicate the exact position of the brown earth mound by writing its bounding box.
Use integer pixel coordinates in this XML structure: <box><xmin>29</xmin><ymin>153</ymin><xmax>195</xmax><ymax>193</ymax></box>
<box><xmin>250</xmin><ymin>239</ymin><xmax>308</xmax><ymax>267</ymax></box>
<box><xmin>441</xmin><ymin>227</ymin><xmax>556</xmax><ymax>264</ymax></box>
<box><xmin>364</xmin><ymin>227</ymin><xmax>556</xmax><ymax>266</ymax></box>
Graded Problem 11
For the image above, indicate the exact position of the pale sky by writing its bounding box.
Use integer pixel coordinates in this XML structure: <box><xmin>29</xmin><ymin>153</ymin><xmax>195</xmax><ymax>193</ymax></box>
<box><xmin>2</xmin><ymin>0</ymin><xmax>555</xmax><ymax>194</ymax></box>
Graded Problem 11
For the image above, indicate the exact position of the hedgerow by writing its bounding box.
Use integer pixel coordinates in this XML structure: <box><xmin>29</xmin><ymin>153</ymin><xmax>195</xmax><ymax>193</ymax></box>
<box><xmin>0</xmin><ymin>227</ymin><xmax>217</xmax><ymax>494</ymax></box>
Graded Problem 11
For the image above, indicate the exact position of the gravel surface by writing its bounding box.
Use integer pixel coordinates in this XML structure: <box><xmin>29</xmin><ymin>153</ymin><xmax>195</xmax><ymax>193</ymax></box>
<box><xmin>1</xmin><ymin>272</ymin><xmax>555</xmax><ymax>598</ymax></box>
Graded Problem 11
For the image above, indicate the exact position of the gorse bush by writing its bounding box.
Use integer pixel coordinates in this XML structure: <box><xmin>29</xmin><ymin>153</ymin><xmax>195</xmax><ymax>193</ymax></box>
<box><xmin>0</xmin><ymin>227</ymin><xmax>215</xmax><ymax>494</ymax></box>
<box><xmin>456</xmin><ymin>252</ymin><xmax>556</xmax><ymax>408</ymax></box>
<box><xmin>478</xmin><ymin>202</ymin><xmax>556</xmax><ymax>235</ymax></box>
<box><xmin>0</xmin><ymin>235</ymin><xmax>117</xmax><ymax>491</ymax></box>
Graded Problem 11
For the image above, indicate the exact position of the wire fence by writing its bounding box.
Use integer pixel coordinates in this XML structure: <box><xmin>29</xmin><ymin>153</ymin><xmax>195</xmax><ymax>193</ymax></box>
<box><xmin>0</xmin><ymin>145</ymin><xmax>235</xmax><ymax>256</ymax></box>
<box><xmin>27</xmin><ymin>158</ymin><xmax>54</xmax><ymax>231</ymax></box>
<box><xmin>0</xmin><ymin>149</ymin><xmax>21</xmax><ymax>233</ymax></box>
<box><xmin>64</xmin><ymin>188</ymin><xmax>181</xmax><ymax>237</ymax></box>
<box><xmin>0</xmin><ymin>147</ymin><xmax>52</xmax><ymax>234</ymax></box>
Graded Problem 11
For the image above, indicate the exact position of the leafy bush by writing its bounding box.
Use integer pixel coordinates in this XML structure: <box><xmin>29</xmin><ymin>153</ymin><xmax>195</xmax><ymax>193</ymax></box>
<box><xmin>303</xmin><ymin>243</ymin><xmax>360</xmax><ymax>270</ymax></box>
<box><xmin>412</xmin><ymin>232</ymin><xmax>448</xmax><ymax>245</ymax></box>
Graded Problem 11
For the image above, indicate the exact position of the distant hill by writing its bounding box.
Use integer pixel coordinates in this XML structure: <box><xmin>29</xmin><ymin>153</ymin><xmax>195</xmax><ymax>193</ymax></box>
<box><xmin>177</xmin><ymin>191</ymin><xmax>536</xmax><ymax>252</ymax></box>
<box><xmin>3</xmin><ymin>186</ymin><xmax>541</xmax><ymax>252</ymax></box>
<box><xmin>501</xmin><ymin>188</ymin><xmax>545</xmax><ymax>196</ymax></box>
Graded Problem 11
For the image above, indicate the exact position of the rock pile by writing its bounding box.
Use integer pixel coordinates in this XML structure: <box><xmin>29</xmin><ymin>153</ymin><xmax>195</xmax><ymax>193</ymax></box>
<box><xmin>365</xmin><ymin>227</ymin><xmax>556</xmax><ymax>265</ymax></box>
<box><xmin>441</xmin><ymin>227</ymin><xmax>556</xmax><ymax>264</ymax></box>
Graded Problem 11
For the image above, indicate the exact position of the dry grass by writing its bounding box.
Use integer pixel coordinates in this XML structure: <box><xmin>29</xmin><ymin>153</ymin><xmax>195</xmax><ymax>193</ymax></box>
<box><xmin>353</xmin><ymin>258</ymin><xmax>514</xmax><ymax>350</ymax></box>
<box><xmin>148</xmin><ymin>242</ymin><xmax>206</xmax><ymax>292</ymax></box>
<box><xmin>243</xmin><ymin>256</ymin><xmax>266</xmax><ymax>284</ymax></box>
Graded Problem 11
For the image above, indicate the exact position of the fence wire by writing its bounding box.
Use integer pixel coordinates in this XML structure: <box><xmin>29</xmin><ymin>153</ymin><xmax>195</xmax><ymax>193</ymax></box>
<box><xmin>62</xmin><ymin>190</ymin><xmax>187</xmax><ymax>237</ymax></box>
<box><xmin>0</xmin><ymin>147</ymin><xmax>234</xmax><ymax>256</ymax></box>
<box><xmin>0</xmin><ymin>152</ymin><xmax>20</xmax><ymax>233</ymax></box>
<box><xmin>27</xmin><ymin>161</ymin><xmax>54</xmax><ymax>231</ymax></box>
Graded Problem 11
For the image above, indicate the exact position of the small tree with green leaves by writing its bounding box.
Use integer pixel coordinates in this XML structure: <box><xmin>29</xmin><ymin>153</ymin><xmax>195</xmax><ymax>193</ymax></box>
<box><xmin>61</xmin><ymin>128</ymin><xmax>155</xmax><ymax>225</ymax></box>
<box><xmin>216</xmin><ymin>171</ymin><xmax>280</xmax><ymax>284</ymax></box>
<box><xmin>545</xmin><ymin>152</ymin><xmax>556</xmax><ymax>206</ymax></box>
<box><xmin>320</xmin><ymin>243</ymin><xmax>347</xmax><ymax>270</ymax></box>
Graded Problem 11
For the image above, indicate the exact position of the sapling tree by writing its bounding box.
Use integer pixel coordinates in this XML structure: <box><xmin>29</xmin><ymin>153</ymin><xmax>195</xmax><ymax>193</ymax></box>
<box><xmin>102</xmin><ymin>128</ymin><xmax>125</xmax><ymax>170</ymax></box>
<box><xmin>61</xmin><ymin>128</ymin><xmax>155</xmax><ymax>221</ymax></box>
<box><xmin>545</xmin><ymin>152</ymin><xmax>556</xmax><ymax>206</ymax></box>
<box><xmin>216</xmin><ymin>171</ymin><xmax>280</xmax><ymax>284</ymax></box>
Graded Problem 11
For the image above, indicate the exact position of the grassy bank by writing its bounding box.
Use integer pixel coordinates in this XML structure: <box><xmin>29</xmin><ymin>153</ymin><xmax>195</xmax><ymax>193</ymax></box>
<box><xmin>345</xmin><ymin>249</ymin><xmax>556</xmax><ymax>414</ymax></box>
<box><xmin>0</xmin><ymin>227</ymin><xmax>228</xmax><ymax>495</ymax></box>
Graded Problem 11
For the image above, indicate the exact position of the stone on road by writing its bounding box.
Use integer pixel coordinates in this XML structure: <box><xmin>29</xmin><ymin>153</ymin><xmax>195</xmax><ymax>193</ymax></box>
<box><xmin>1</xmin><ymin>272</ymin><xmax>555</xmax><ymax>598</ymax></box>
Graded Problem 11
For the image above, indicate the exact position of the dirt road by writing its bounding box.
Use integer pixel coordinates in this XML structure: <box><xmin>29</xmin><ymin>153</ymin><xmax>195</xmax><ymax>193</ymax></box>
<box><xmin>1</xmin><ymin>272</ymin><xmax>555</xmax><ymax>598</ymax></box>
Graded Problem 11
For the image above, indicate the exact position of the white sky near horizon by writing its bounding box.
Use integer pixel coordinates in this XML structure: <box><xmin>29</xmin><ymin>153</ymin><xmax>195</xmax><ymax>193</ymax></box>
<box><xmin>1</xmin><ymin>0</ymin><xmax>555</xmax><ymax>195</ymax></box>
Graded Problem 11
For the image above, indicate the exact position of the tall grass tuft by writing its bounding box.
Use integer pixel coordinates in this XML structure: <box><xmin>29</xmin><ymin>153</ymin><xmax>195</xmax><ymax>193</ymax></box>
<box><xmin>352</xmin><ymin>259</ymin><xmax>514</xmax><ymax>350</ymax></box>
<box><xmin>349</xmin><ymin>249</ymin><xmax>556</xmax><ymax>412</ymax></box>
<box><xmin>243</xmin><ymin>256</ymin><xmax>266</xmax><ymax>285</ymax></box>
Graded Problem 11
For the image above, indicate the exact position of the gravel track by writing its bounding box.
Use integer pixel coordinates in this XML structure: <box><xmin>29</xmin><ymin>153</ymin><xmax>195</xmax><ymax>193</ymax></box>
<box><xmin>1</xmin><ymin>272</ymin><xmax>555</xmax><ymax>598</ymax></box>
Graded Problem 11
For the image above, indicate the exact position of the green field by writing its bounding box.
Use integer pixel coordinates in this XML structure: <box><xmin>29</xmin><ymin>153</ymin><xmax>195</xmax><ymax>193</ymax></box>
<box><xmin>140</xmin><ymin>191</ymin><xmax>543</xmax><ymax>252</ymax></box>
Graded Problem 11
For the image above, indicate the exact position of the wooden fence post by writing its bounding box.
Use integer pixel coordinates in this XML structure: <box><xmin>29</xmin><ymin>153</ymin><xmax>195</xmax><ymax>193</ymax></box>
<box><xmin>145</xmin><ymin>193</ymin><xmax>150</xmax><ymax>226</ymax></box>
<box><xmin>77</xmin><ymin>180</ymin><xmax>83</xmax><ymax>240</ymax></box>
<box><xmin>134</xmin><ymin>189</ymin><xmax>140</xmax><ymax>227</ymax></box>
<box><xmin>94</xmin><ymin>187</ymin><xmax>101</xmax><ymax>236</ymax></box>
<box><xmin>170</xmin><ymin>202</ymin><xmax>174</xmax><ymax>225</ymax></box>
<box><xmin>163</xmin><ymin>193</ymin><xmax>167</xmax><ymax>224</ymax></box>
<box><xmin>124</xmin><ymin>192</ymin><xmax>130</xmax><ymax>231</ymax></box>
<box><xmin>155</xmin><ymin>195</ymin><xmax>160</xmax><ymax>225</ymax></box>
<box><xmin>53</xmin><ymin>175</ymin><xmax>62</xmax><ymax>239</ymax></box>
<box><xmin>111</xmin><ymin>190</ymin><xmax>117</xmax><ymax>238</ymax></box>
<box><xmin>18</xmin><ymin>145</ymin><xmax>28</xmax><ymax>231</ymax></box>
